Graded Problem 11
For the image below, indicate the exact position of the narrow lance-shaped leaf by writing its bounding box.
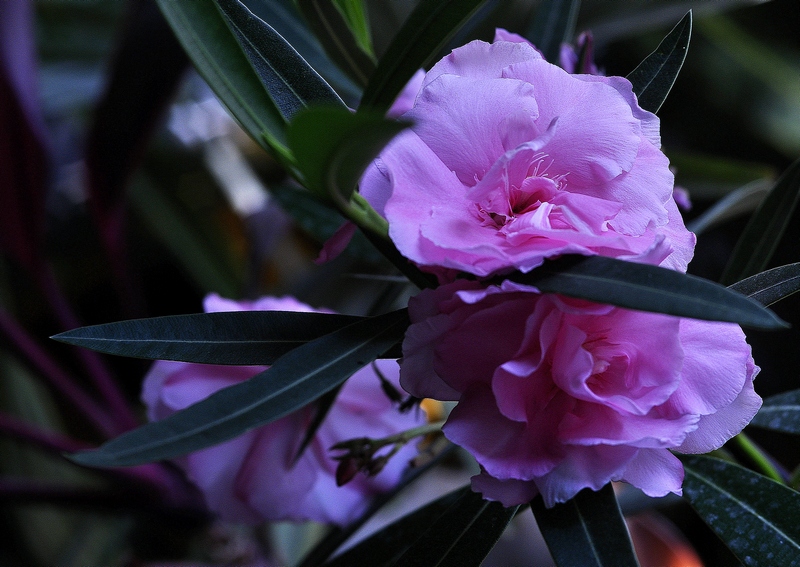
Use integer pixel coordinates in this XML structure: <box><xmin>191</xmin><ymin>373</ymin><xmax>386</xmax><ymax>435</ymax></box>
<box><xmin>67</xmin><ymin>309</ymin><xmax>409</xmax><ymax>467</ymax></box>
<box><xmin>245</xmin><ymin>0</ymin><xmax>360</xmax><ymax>100</ymax></box>
<box><xmin>324</xmin><ymin>486</ymin><xmax>470</xmax><ymax>567</ymax></box>
<box><xmin>297</xmin><ymin>0</ymin><xmax>375</xmax><ymax>87</ymax></box>
<box><xmin>359</xmin><ymin>0</ymin><xmax>492</xmax><ymax>112</ymax></box>
<box><xmin>525</xmin><ymin>0</ymin><xmax>581</xmax><ymax>64</ymax></box>
<box><xmin>680</xmin><ymin>455</ymin><xmax>800</xmax><ymax>566</ymax></box>
<box><xmin>509</xmin><ymin>255</ymin><xmax>787</xmax><ymax>330</ymax></box>
<box><xmin>215</xmin><ymin>0</ymin><xmax>344</xmax><ymax>122</ymax></box>
<box><xmin>728</xmin><ymin>262</ymin><xmax>800</xmax><ymax>307</ymax></box>
<box><xmin>750</xmin><ymin>389</ymin><xmax>800</xmax><ymax>434</ymax></box>
<box><xmin>531</xmin><ymin>483</ymin><xmax>639</xmax><ymax>567</ymax></box>
<box><xmin>333</xmin><ymin>0</ymin><xmax>373</xmax><ymax>57</ymax></box>
<box><xmin>626</xmin><ymin>11</ymin><xmax>692</xmax><ymax>114</ymax></box>
<box><xmin>155</xmin><ymin>0</ymin><xmax>287</xmax><ymax>154</ymax></box>
<box><xmin>52</xmin><ymin>311</ymin><xmax>402</xmax><ymax>365</ymax></box>
<box><xmin>722</xmin><ymin>158</ymin><xmax>800</xmax><ymax>285</ymax></box>
<box><xmin>392</xmin><ymin>488</ymin><xmax>519</xmax><ymax>566</ymax></box>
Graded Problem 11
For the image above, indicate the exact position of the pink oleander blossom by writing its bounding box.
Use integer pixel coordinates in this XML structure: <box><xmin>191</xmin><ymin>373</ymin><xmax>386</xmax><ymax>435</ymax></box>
<box><xmin>361</xmin><ymin>30</ymin><xmax>695</xmax><ymax>279</ymax></box>
<box><xmin>142</xmin><ymin>294</ymin><xmax>423</xmax><ymax>525</ymax></box>
<box><xmin>400</xmin><ymin>281</ymin><xmax>761</xmax><ymax>507</ymax></box>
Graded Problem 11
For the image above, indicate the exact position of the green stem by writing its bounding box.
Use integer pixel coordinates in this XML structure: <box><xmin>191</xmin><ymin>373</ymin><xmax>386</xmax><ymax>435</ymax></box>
<box><xmin>381</xmin><ymin>420</ymin><xmax>445</xmax><ymax>448</ymax></box>
<box><xmin>732</xmin><ymin>433</ymin><xmax>784</xmax><ymax>483</ymax></box>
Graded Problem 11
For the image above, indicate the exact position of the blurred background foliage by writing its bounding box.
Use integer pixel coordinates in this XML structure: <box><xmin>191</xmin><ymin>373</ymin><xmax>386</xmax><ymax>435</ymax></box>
<box><xmin>1</xmin><ymin>0</ymin><xmax>799</xmax><ymax>564</ymax></box>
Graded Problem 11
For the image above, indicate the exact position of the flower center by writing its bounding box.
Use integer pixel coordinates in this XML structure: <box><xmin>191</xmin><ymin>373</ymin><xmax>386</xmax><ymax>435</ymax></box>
<box><xmin>474</xmin><ymin>152</ymin><xmax>567</xmax><ymax>230</ymax></box>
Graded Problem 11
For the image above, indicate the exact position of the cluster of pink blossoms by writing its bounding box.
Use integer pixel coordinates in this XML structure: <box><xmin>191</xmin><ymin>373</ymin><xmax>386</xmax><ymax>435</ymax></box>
<box><xmin>142</xmin><ymin>294</ymin><xmax>425</xmax><ymax>525</ymax></box>
<box><xmin>359</xmin><ymin>31</ymin><xmax>761</xmax><ymax>507</ymax></box>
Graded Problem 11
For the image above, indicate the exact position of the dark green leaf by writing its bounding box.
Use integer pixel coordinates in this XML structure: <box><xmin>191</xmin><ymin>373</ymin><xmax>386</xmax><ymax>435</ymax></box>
<box><xmin>393</xmin><ymin>488</ymin><xmax>518</xmax><ymax>566</ymax></box>
<box><xmin>332</xmin><ymin>0</ymin><xmax>373</xmax><ymax>57</ymax></box>
<box><xmin>509</xmin><ymin>255</ymin><xmax>787</xmax><ymax>330</ymax></box>
<box><xmin>215</xmin><ymin>0</ymin><xmax>344</xmax><ymax>122</ymax></box>
<box><xmin>531</xmin><ymin>483</ymin><xmax>639</xmax><ymax>567</ymax></box>
<box><xmin>680</xmin><ymin>455</ymin><xmax>800</xmax><ymax>566</ymax></box>
<box><xmin>288</xmin><ymin>106</ymin><xmax>408</xmax><ymax>204</ymax></box>
<box><xmin>359</xmin><ymin>0</ymin><xmax>491</xmax><ymax>112</ymax></box>
<box><xmin>750</xmin><ymin>390</ymin><xmax>800</xmax><ymax>434</ymax></box>
<box><xmin>297</xmin><ymin>0</ymin><xmax>376</xmax><ymax>87</ymax></box>
<box><xmin>526</xmin><ymin>0</ymin><xmax>581</xmax><ymax>63</ymax></box>
<box><xmin>324</xmin><ymin>486</ymin><xmax>469</xmax><ymax>567</ymax></box>
<box><xmin>66</xmin><ymin>309</ymin><xmax>409</xmax><ymax>467</ymax></box>
<box><xmin>244</xmin><ymin>0</ymin><xmax>361</xmax><ymax>100</ymax></box>
<box><xmin>721</xmin><ymin>158</ymin><xmax>800</xmax><ymax>285</ymax></box>
<box><xmin>52</xmin><ymin>311</ymin><xmax>402</xmax><ymax>364</ymax></box>
<box><xmin>626</xmin><ymin>11</ymin><xmax>691</xmax><ymax>114</ymax></box>
<box><xmin>728</xmin><ymin>263</ymin><xmax>800</xmax><ymax>307</ymax></box>
<box><xmin>155</xmin><ymin>0</ymin><xmax>287</xmax><ymax>153</ymax></box>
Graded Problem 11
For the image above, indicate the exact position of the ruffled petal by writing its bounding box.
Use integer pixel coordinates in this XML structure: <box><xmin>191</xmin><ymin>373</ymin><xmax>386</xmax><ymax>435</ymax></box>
<box><xmin>621</xmin><ymin>448</ymin><xmax>684</xmax><ymax>497</ymax></box>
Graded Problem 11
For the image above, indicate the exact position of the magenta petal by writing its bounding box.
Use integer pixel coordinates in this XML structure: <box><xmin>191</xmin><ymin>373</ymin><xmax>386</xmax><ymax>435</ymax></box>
<box><xmin>422</xmin><ymin>39</ymin><xmax>543</xmax><ymax>90</ymax></box>
<box><xmin>234</xmin><ymin>411</ymin><xmax>319</xmax><ymax>521</ymax></box>
<box><xmin>408</xmin><ymin>74</ymin><xmax>539</xmax><ymax>186</ymax></box>
<box><xmin>359</xmin><ymin>157</ymin><xmax>392</xmax><ymax>216</ymax></box>
<box><xmin>382</xmin><ymin>130</ymin><xmax>469</xmax><ymax>265</ymax></box>
<box><xmin>471</xmin><ymin>470</ymin><xmax>539</xmax><ymax>506</ymax></box>
<box><xmin>184</xmin><ymin>432</ymin><xmax>263</xmax><ymax>523</ymax></box>
<box><xmin>316</xmin><ymin>221</ymin><xmax>357</xmax><ymax>264</ymax></box>
<box><xmin>654</xmin><ymin>197</ymin><xmax>696</xmax><ymax>272</ymax></box>
<box><xmin>621</xmin><ymin>449</ymin><xmax>684</xmax><ymax>497</ymax></box>
<box><xmin>445</xmin><ymin>385</ymin><xmax>560</xmax><ymax>479</ymax></box>
<box><xmin>504</xmin><ymin>58</ymin><xmax>641</xmax><ymax>185</ymax></box>
<box><xmin>669</xmin><ymin>320</ymin><xmax>755</xmax><ymax>416</ymax></box>
<box><xmin>677</xmin><ymin>367</ymin><xmax>761</xmax><ymax>454</ymax></box>
<box><xmin>389</xmin><ymin>69</ymin><xmax>425</xmax><ymax>118</ymax></box>
<box><xmin>535</xmin><ymin>445</ymin><xmax>638</xmax><ymax>507</ymax></box>
<box><xmin>595</xmin><ymin>138</ymin><xmax>673</xmax><ymax>235</ymax></box>
<box><xmin>577</xmin><ymin>74</ymin><xmax>662</xmax><ymax>148</ymax></box>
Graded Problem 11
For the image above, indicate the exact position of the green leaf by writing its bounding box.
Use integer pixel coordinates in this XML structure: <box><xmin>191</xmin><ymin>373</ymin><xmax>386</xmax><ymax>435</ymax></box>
<box><xmin>215</xmin><ymin>0</ymin><xmax>344</xmax><ymax>122</ymax></box>
<box><xmin>332</xmin><ymin>0</ymin><xmax>374</xmax><ymax>57</ymax></box>
<box><xmin>626</xmin><ymin>11</ymin><xmax>692</xmax><ymax>114</ymax></box>
<box><xmin>155</xmin><ymin>0</ymin><xmax>287</xmax><ymax>154</ymax></box>
<box><xmin>245</xmin><ymin>0</ymin><xmax>361</xmax><ymax>99</ymax></box>
<box><xmin>728</xmin><ymin>263</ymin><xmax>800</xmax><ymax>307</ymax></box>
<box><xmin>324</xmin><ymin>486</ymin><xmax>469</xmax><ymax>567</ymax></box>
<box><xmin>359</xmin><ymin>0</ymin><xmax>492</xmax><ymax>112</ymax></box>
<box><xmin>525</xmin><ymin>0</ymin><xmax>581</xmax><ymax>64</ymax></box>
<box><xmin>297</xmin><ymin>0</ymin><xmax>376</xmax><ymax>87</ymax></box>
<box><xmin>750</xmin><ymin>389</ymin><xmax>800</xmax><ymax>434</ymax></box>
<box><xmin>531</xmin><ymin>484</ymin><xmax>639</xmax><ymax>567</ymax></box>
<box><xmin>509</xmin><ymin>255</ymin><xmax>787</xmax><ymax>330</ymax></box>
<box><xmin>287</xmin><ymin>106</ymin><xmax>407</xmax><ymax>215</ymax></box>
<box><xmin>66</xmin><ymin>309</ymin><xmax>409</xmax><ymax>467</ymax></box>
<box><xmin>52</xmin><ymin>311</ymin><xmax>402</xmax><ymax>364</ymax></box>
<box><xmin>392</xmin><ymin>488</ymin><xmax>519</xmax><ymax>566</ymax></box>
<box><xmin>721</xmin><ymin>158</ymin><xmax>800</xmax><ymax>285</ymax></box>
<box><xmin>680</xmin><ymin>455</ymin><xmax>800</xmax><ymax>566</ymax></box>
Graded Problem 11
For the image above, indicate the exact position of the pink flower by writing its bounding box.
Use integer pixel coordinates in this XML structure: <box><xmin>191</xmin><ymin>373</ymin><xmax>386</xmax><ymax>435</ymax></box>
<box><xmin>361</xmin><ymin>30</ymin><xmax>695</xmax><ymax>279</ymax></box>
<box><xmin>401</xmin><ymin>281</ymin><xmax>761</xmax><ymax>507</ymax></box>
<box><xmin>142</xmin><ymin>294</ymin><xmax>423</xmax><ymax>525</ymax></box>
